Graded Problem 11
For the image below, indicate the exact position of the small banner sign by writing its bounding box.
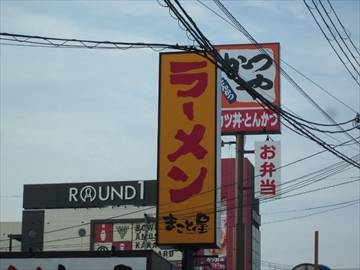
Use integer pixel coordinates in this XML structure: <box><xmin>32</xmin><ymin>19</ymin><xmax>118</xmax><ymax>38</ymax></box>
<box><xmin>255</xmin><ymin>141</ymin><xmax>281</xmax><ymax>198</ymax></box>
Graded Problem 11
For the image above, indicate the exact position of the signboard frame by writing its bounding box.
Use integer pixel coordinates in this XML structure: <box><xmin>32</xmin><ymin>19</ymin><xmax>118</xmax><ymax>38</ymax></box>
<box><xmin>23</xmin><ymin>180</ymin><xmax>157</xmax><ymax>209</ymax></box>
<box><xmin>90</xmin><ymin>218</ymin><xmax>182</xmax><ymax>262</ymax></box>
<box><xmin>216</xmin><ymin>43</ymin><xmax>281</xmax><ymax>135</ymax></box>
<box><xmin>254</xmin><ymin>140</ymin><xmax>281</xmax><ymax>198</ymax></box>
<box><xmin>156</xmin><ymin>51</ymin><xmax>221</xmax><ymax>248</ymax></box>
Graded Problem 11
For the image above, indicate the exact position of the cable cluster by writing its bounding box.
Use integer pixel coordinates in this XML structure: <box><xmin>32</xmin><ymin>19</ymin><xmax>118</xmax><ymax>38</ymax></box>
<box><xmin>304</xmin><ymin>0</ymin><xmax>360</xmax><ymax>86</ymax></box>
<box><xmin>161</xmin><ymin>0</ymin><xmax>359</xmax><ymax>169</ymax></box>
<box><xmin>0</xmin><ymin>32</ymin><xmax>198</xmax><ymax>52</ymax></box>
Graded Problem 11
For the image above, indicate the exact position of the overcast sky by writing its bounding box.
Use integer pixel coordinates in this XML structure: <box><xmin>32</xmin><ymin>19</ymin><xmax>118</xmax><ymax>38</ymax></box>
<box><xmin>0</xmin><ymin>0</ymin><xmax>359</xmax><ymax>268</ymax></box>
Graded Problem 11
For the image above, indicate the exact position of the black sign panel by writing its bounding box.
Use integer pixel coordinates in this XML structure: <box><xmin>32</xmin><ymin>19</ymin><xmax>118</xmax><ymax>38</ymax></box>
<box><xmin>23</xmin><ymin>180</ymin><xmax>157</xmax><ymax>209</ymax></box>
<box><xmin>21</xmin><ymin>210</ymin><xmax>44</xmax><ymax>252</ymax></box>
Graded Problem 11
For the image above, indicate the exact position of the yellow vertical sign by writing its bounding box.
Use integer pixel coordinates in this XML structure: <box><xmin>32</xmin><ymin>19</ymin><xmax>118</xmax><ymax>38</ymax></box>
<box><xmin>157</xmin><ymin>52</ymin><xmax>220</xmax><ymax>247</ymax></box>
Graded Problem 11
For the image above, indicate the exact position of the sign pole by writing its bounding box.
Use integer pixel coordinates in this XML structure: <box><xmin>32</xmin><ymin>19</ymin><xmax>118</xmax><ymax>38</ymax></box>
<box><xmin>8</xmin><ymin>234</ymin><xmax>13</xmax><ymax>252</ymax></box>
<box><xmin>182</xmin><ymin>249</ymin><xmax>194</xmax><ymax>270</ymax></box>
<box><xmin>235</xmin><ymin>134</ymin><xmax>245</xmax><ymax>270</ymax></box>
<box><xmin>314</xmin><ymin>231</ymin><xmax>319</xmax><ymax>270</ymax></box>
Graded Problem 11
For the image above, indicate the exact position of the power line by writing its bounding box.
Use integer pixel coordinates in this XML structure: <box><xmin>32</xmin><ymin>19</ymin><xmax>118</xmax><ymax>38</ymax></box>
<box><xmin>271</xmin><ymin>178</ymin><xmax>359</xmax><ymax>202</ymax></box>
<box><xmin>162</xmin><ymin>0</ymin><xmax>360</xmax><ymax>168</ymax></box>
<box><xmin>262</xmin><ymin>200</ymin><xmax>359</xmax><ymax>224</ymax></box>
<box><xmin>210</xmin><ymin>0</ymin><xmax>360</xmax><ymax>144</ymax></box>
<box><xmin>3</xmin><ymin>199</ymin><xmax>357</xmax><ymax>252</ymax></box>
<box><xmin>282</xmin><ymin>60</ymin><xmax>358</xmax><ymax>114</ymax></box>
<box><xmin>326</xmin><ymin>0</ymin><xmax>360</xmax><ymax>56</ymax></box>
<box><xmin>269</xmin><ymin>155</ymin><xmax>358</xmax><ymax>199</ymax></box>
<box><xmin>303</xmin><ymin>0</ymin><xmax>360</xmax><ymax>86</ymax></box>
<box><xmin>0</xmin><ymin>32</ymin><xmax>198</xmax><ymax>52</ymax></box>
<box><xmin>195</xmin><ymin>0</ymin><xmax>359</xmax><ymax>150</ymax></box>
<box><xmin>311</xmin><ymin>0</ymin><xmax>359</xmax><ymax>72</ymax></box>
<box><xmin>0</xmin><ymin>1</ymin><xmax>358</xmax><ymax>258</ymax></box>
<box><xmin>262</xmin><ymin>198</ymin><xmax>360</xmax><ymax>215</ymax></box>
<box><xmin>164</xmin><ymin>176</ymin><xmax>360</xmax><ymax>222</ymax></box>
<box><xmin>1</xmin><ymin>151</ymin><xmax>358</xmax><ymax>243</ymax></box>
<box><xmin>1</xmin><ymin>164</ymin><xmax>358</xmax><ymax>242</ymax></box>
<box><xmin>318</xmin><ymin>0</ymin><xmax>360</xmax><ymax>67</ymax></box>
<box><xmin>3</xmin><ymin>33</ymin><xmax>359</xmax><ymax>152</ymax></box>
<box><xmin>1</xmin><ymin>31</ymin><xmax>358</xmax><ymax>133</ymax></box>
<box><xmin>195</xmin><ymin>0</ymin><xmax>357</xmax><ymax>115</ymax></box>
<box><xmin>1</xmin><ymin>3</ymin><xmax>358</xmax><ymax>247</ymax></box>
<box><xmin>1</xmin><ymin>158</ymin><xmax>357</xmax><ymax>244</ymax></box>
<box><xmin>1</xmin><ymin>136</ymin><xmax>358</xmax><ymax>204</ymax></box>
<box><xmin>2</xmin><ymin>181</ymin><xmax>358</xmax><ymax>249</ymax></box>
<box><xmin>2</xmin><ymin>185</ymin><xmax>359</xmax><ymax>250</ymax></box>
<box><xmin>1</xmin><ymin>2</ymin><xmax>358</xmax><ymax>200</ymax></box>
<box><xmin>0</xmin><ymin>0</ymin><xmax>358</xmax><ymax>229</ymax></box>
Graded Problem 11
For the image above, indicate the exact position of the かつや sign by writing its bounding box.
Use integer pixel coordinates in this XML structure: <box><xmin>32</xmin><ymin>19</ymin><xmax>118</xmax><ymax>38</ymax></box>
<box><xmin>217</xmin><ymin>43</ymin><xmax>281</xmax><ymax>134</ymax></box>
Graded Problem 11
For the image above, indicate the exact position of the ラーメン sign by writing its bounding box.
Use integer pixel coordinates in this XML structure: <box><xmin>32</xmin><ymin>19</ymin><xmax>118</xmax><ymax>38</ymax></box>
<box><xmin>216</xmin><ymin>43</ymin><xmax>281</xmax><ymax>134</ymax></box>
<box><xmin>157</xmin><ymin>52</ymin><xmax>221</xmax><ymax>247</ymax></box>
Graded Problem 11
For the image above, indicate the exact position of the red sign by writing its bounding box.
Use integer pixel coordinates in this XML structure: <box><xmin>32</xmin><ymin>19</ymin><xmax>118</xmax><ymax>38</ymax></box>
<box><xmin>93</xmin><ymin>223</ymin><xmax>112</xmax><ymax>243</ymax></box>
<box><xmin>217</xmin><ymin>43</ymin><xmax>281</xmax><ymax>134</ymax></box>
<box><xmin>202</xmin><ymin>158</ymin><xmax>258</xmax><ymax>270</ymax></box>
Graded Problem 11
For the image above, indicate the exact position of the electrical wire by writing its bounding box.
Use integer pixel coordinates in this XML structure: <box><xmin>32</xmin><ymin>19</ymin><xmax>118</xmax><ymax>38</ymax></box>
<box><xmin>317</xmin><ymin>0</ymin><xmax>360</xmax><ymax>66</ymax></box>
<box><xmin>2</xmin><ymin>182</ymin><xmax>359</xmax><ymax>250</ymax></box>
<box><xmin>1</xmin><ymin>160</ymin><xmax>357</xmax><ymax>245</ymax></box>
<box><xmin>326</xmin><ymin>0</ymin><xmax>360</xmax><ymax>55</ymax></box>
<box><xmin>262</xmin><ymin>198</ymin><xmax>360</xmax><ymax>215</ymax></box>
<box><xmin>1</xmin><ymin>170</ymin><xmax>358</xmax><ymax>246</ymax></box>
<box><xmin>1</xmin><ymin>136</ymin><xmax>357</xmax><ymax>204</ymax></box>
<box><xmin>1</xmin><ymin>0</ymin><xmax>358</xmax><ymax>249</ymax></box>
<box><xmin>272</xmin><ymin>153</ymin><xmax>358</xmax><ymax>188</ymax></box>
<box><xmin>281</xmin><ymin>60</ymin><xmax>358</xmax><ymax>114</ymax></box>
<box><xmin>210</xmin><ymin>0</ymin><xmax>360</xmax><ymax>144</ymax></box>
<box><xmin>196</xmin><ymin>0</ymin><xmax>359</xmax><ymax>149</ymax></box>
<box><xmin>0</xmin><ymin>32</ymin><xmax>198</xmax><ymax>52</ymax></box>
<box><xmin>0</xmin><ymin>6</ymin><xmax>358</xmax><ymax>135</ymax></box>
<box><xmin>263</xmin><ymin>199</ymin><xmax>359</xmax><ymax>224</ymax></box>
<box><xmin>193</xmin><ymin>0</ymin><xmax>359</xmax><ymax>147</ymax></box>
<box><xmin>303</xmin><ymin>0</ymin><xmax>360</xmax><ymax>86</ymax></box>
<box><xmin>196</xmin><ymin>0</ymin><xmax>358</xmax><ymax>115</ymax></box>
<box><xmin>1</xmin><ymin>32</ymin><xmax>358</xmax><ymax>131</ymax></box>
<box><xmin>163</xmin><ymin>0</ymin><xmax>360</xmax><ymax>167</ymax></box>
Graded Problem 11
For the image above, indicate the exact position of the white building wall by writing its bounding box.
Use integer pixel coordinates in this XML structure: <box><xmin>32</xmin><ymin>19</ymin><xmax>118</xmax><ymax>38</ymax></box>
<box><xmin>0</xmin><ymin>222</ymin><xmax>22</xmax><ymax>252</ymax></box>
<box><xmin>43</xmin><ymin>206</ymin><xmax>156</xmax><ymax>251</ymax></box>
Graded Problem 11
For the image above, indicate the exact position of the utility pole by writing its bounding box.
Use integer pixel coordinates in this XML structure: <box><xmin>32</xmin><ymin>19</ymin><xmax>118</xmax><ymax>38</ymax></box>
<box><xmin>314</xmin><ymin>231</ymin><xmax>319</xmax><ymax>270</ymax></box>
<box><xmin>182</xmin><ymin>249</ymin><xmax>194</xmax><ymax>270</ymax></box>
<box><xmin>8</xmin><ymin>234</ymin><xmax>13</xmax><ymax>252</ymax></box>
<box><xmin>235</xmin><ymin>134</ymin><xmax>245</xmax><ymax>270</ymax></box>
<box><xmin>144</xmin><ymin>214</ymin><xmax>148</xmax><ymax>250</ymax></box>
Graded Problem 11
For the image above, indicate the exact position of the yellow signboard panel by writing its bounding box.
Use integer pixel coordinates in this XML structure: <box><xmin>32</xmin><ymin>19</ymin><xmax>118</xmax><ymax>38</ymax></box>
<box><xmin>157</xmin><ymin>52</ymin><xmax>220</xmax><ymax>247</ymax></box>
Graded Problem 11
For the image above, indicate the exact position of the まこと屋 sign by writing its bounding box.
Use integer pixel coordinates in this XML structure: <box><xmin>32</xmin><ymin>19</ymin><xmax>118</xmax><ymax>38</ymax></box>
<box><xmin>157</xmin><ymin>52</ymin><xmax>221</xmax><ymax>247</ymax></box>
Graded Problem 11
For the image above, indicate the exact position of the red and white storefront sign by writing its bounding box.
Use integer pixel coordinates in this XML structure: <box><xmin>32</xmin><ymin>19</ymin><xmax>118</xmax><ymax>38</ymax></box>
<box><xmin>217</xmin><ymin>43</ymin><xmax>281</xmax><ymax>135</ymax></box>
<box><xmin>254</xmin><ymin>141</ymin><xmax>281</xmax><ymax>198</ymax></box>
<box><xmin>92</xmin><ymin>221</ymin><xmax>182</xmax><ymax>262</ymax></box>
